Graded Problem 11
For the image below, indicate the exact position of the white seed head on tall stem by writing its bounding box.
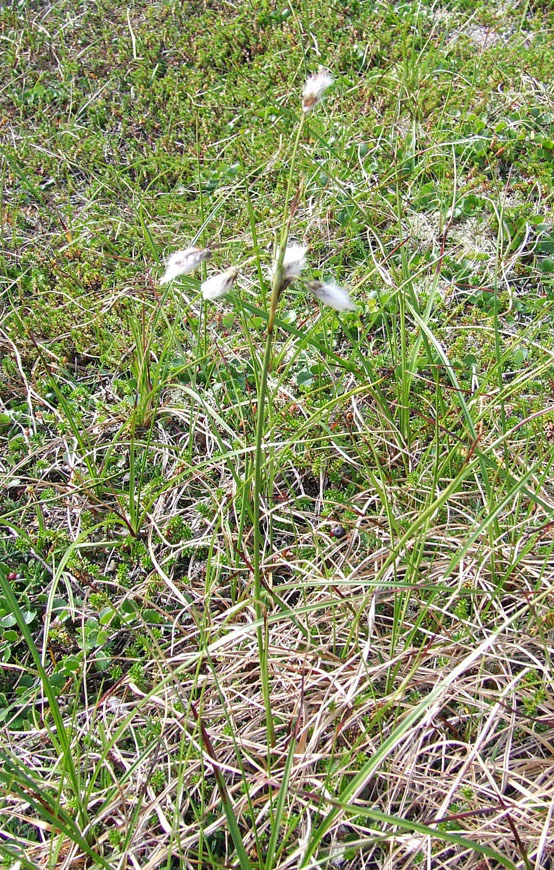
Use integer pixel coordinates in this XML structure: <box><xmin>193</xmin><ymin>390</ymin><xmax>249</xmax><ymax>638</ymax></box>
<box><xmin>302</xmin><ymin>69</ymin><xmax>334</xmax><ymax>113</ymax></box>
<box><xmin>280</xmin><ymin>243</ymin><xmax>307</xmax><ymax>282</ymax></box>
<box><xmin>201</xmin><ymin>267</ymin><xmax>238</xmax><ymax>301</ymax></box>
<box><xmin>160</xmin><ymin>246</ymin><xmax>211</xmax><ymax>285</ymax></box>
<box><xmin>308</xmin><ymin>280</ymin><xmax>356</xmax><ymax>311</ymax></box>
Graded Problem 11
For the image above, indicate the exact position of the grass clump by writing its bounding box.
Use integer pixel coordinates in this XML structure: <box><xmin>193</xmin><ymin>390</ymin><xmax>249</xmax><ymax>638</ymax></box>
<box><xmin>1</xmin><ymin>1</ymin><xmax>554</xmax><ymax>868</ymax></box>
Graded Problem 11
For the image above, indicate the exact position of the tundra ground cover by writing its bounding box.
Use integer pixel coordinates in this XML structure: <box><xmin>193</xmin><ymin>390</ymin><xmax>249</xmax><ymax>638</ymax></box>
<box><xmin>1</xmin><ymin>1</ymin><xmax>554</xmax><ymax>867</ymax></box>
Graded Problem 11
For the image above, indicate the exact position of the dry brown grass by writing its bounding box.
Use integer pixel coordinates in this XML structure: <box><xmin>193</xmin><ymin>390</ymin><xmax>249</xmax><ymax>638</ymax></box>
<box><xmin>3</xmin><ymin>397</ymin><xmax>553</xmax><ymax>868</ymax></box>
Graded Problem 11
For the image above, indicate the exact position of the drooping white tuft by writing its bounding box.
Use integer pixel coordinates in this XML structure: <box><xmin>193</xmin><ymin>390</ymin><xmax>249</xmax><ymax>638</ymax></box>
<box><xmin>302</xmin><ymin>69</ymin><xmax>334</xmax><ymax>113</ymax></box>
<box><xmin>282</xmin><ymin>243</ymin><xmax>307</xmax><ymax>280</ymax></box>
<box><xmin>201</xmin><ymin>267</ymin><xmax>238</xmax><ymax>301</ymax></box>
<box><xmin>308</xmin><ymin>280</ymin><xmax>356</xmax><ymax>311</ymax></box>
<box><xmin>271</xmin><ymin>243</ymin><xmax>308</xmax><ymax>290</ymax></box>
<box><xmin>160</xmin><ymin>247</ymin><xmax>211</xmax><ymax>285</ymax></box>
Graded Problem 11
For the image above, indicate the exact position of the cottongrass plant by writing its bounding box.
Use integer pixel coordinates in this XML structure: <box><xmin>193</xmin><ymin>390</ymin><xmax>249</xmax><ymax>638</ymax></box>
<box><xmin>160</xmin><ymin>71</ymin><xmax>357</xmax><ymax>752</ymax></box>
<box><xmin>147</xmin><ymin>62</ymin><xmax>553</xmax><ymax>870</ymax></box>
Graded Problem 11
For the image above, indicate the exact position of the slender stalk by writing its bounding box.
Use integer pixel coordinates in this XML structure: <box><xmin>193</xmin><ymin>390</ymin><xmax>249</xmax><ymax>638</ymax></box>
<box><xmin>252</xmin><ymin>113</ymin><xmax>305</xmax><ymax>750</ymax></box>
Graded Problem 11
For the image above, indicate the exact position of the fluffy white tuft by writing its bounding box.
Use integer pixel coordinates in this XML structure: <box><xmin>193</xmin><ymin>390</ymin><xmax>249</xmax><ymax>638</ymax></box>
<box><xmin>302</xmin><ymin>69</ymin><xmax>334</xmax><ymax>113</ymax></box>
<box><xmin>309</xmin><ymin>280</ymin><xmax>356</xmax><ymax>311</ymax></box>
<box><xmin>282</xmin><ymin>243</ymin><xmax>307</xmax><ymax>279</ymax></box>
<box><xmin>201</xmin><ymin>267</ymin><xmax>238</xmax><ymax>301</ymax></box>
<box><xmin>160</xmin><ymin>247</ymin><xmax>211</xmax><ymax>285</ymax></box>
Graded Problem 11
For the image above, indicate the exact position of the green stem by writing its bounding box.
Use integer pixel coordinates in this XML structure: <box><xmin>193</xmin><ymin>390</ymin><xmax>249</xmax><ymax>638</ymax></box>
<box><xmin>252</xmin><ymin>113</ymin><xmax>305</xmax><ymax>751</ymax></box>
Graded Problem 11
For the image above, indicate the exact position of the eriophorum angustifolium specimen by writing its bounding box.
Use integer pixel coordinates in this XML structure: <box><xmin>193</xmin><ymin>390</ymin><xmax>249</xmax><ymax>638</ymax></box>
<box><xmin>159</xmin><ymin>69</ymin><xmax>356</xmax><ymax>749</ymax></box>
<box><xmin>301</xmin><ymin>68</ymin><xmax>334</xmax><ymax>113</ymax></box>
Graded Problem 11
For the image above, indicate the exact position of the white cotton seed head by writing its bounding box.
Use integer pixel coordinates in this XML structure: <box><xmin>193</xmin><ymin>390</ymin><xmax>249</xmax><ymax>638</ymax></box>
<box><xmin>201</xmin><ymin>267</ymin><xmax>238</xmax><ymax>301</ymax></box>
<box><xmin>302</xmin><ymin>69</ymin><xmax>334</xmax><ymax>113</ymax></box>
<box><xmin>309</xmin><ymin>280</ymin><xmax>356</xmax><ymax>311</ymax></box>
<box><xmin>271</xmin><ymin>243</ymin><xmax>307</xmax><ymax>290</ymax></box>
<box><xmin>282</xmin><ymin>243</ymin><xmax>307</xmax><ymax>279</ymax></box>
<box><xmin>160</xmin><ymin>246</ymin><xmax>211</xmax><ymax>285</ymax></box>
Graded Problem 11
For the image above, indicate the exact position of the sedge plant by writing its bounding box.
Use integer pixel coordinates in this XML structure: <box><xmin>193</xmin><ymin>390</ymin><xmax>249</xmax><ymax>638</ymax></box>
<box><xmin>157</xmin><ymin>69</ymin><xmax>358</xmax><ymax>754</ymax></box>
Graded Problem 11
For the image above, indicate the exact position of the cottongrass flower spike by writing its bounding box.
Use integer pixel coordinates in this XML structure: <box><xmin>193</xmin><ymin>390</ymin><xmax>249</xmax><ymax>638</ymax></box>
<box><xmin>282</xmin><ymin>243</ymin><xmax>307</xmax><ymax>281</ymax></box>
<box><xmin>302</xmin><ymin>68</ymin><xmax>334</xmax><ymax>113</ymax></box>
<box><xmin>309</xmin><ymin>280</ymin><xmax>357</xmax><ymax>311</ymax></box>
<box><xmin>160</xmin><ymin>246</ymin><xmax>211</xmax><ymax>285</ymax></box>
<box><xmin>201</xmin><ymin>267</ymin><xmax>238</xmax><ymax>301</ymax></box>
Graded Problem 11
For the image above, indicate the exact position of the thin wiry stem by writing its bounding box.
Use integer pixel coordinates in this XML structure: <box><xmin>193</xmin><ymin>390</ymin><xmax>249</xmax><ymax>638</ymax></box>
<box><xmin>252</xmin><ymin>113</ymin><xmax>306</xmax><ymax>751</ymax></box>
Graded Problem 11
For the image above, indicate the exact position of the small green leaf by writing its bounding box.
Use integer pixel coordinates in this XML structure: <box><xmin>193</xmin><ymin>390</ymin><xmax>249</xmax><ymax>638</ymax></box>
<box><xmin>94</xmin><ymin>650</ymin><xmax>111</xmax><ymax>671</ymax></box>
<box><xmin>0</xmin><ymin>614</ymin><xmax>17</xmax><ymax>628</ymax></box>
<box><xmin>49</xmin><ymin>673</ymin><xmax>67</xmax><ymax>691</ymax></box>
<box><xmin>296</xmin><ymin>370</ymin><xmax>313</xmax><ymax>386</ymax></box>
<box><xmin>63</xmin><ymin>656</ymin><xmax>81</xmax><ymax>672</ymax></box>
<box><xmin>99</xmin><ymin>608</ymin><xmax>114</xmax><ymax>625</ymax></box>
<box><xmin>512</xmin><ymin>348</ymin><xmax>528</xmax><ymax>367</ymax></box>
<box><xmin>142</xmin><ymin>608</ymin><xmax>163</xmax><ymax>624</ymax></box>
